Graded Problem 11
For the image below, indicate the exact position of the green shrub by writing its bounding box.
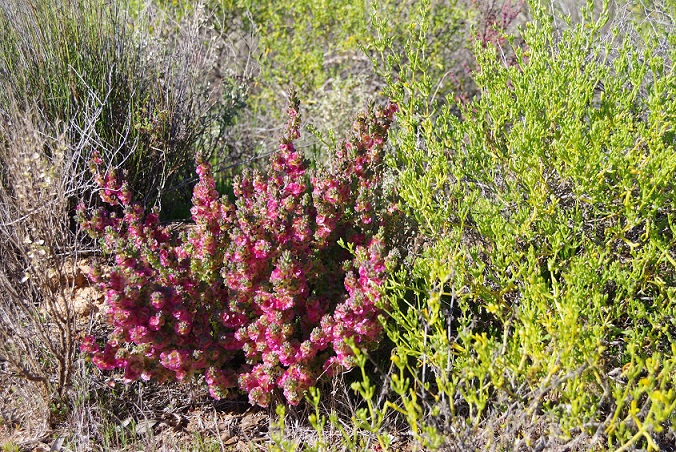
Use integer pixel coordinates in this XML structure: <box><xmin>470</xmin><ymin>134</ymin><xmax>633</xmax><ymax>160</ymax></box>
<box><xmin>382</xmin><ymin>2</ymin><xmax>676</xmax><ymax>449</ymax></box>
<box><xmin>200</xmin><ymin>0</ymin><xmax>480</xmax><ymax>163</ymax></box>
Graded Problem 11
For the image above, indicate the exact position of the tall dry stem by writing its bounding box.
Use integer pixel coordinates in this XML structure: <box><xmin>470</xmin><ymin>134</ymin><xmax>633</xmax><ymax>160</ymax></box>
<box><xmin>0</xmin><ymin>100</ymin><xmax>95</xmax><ymax>429</ymax></box>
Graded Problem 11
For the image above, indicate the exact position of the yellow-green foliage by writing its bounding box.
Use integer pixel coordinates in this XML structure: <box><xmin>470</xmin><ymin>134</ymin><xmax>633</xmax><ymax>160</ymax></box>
<box><xmin>244</xmin><ymin>0</ymin><xmax>465</xmax><ymax>91</ymax></box>
<box><xmin>221</xmin><ymin>0</ymin><xmax>469</xmax><ymax>156</ymax></box>
<box><xmin>245</xmin><ymin>0</ymin><xmax>369</xmax><ymax>93</ymax></box>
<box><xmin>383</xmin><ymin>3</ymin><xmax>676</xmax><ymax>449</ymax></box>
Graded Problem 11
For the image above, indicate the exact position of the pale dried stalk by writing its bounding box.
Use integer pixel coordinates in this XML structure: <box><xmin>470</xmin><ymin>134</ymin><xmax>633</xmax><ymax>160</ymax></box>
<box><xmin>0</xmin><ymin>101</ymin><xmax>94</xmax><ymax>407</ymax></box>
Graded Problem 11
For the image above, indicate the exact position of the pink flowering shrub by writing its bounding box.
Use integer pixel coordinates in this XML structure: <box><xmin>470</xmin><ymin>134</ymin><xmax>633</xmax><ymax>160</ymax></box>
<box><xmin>79</xmin><ymin>99</ymin><xmax>399</xmax><ymax>406</ymax></box>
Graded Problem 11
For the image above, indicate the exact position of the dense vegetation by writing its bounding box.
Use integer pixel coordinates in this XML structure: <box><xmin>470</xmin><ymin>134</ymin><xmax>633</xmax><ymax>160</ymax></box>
<box><xmin>2</xmin><ymin>0</ymin><xmax>676</xmax><ymax>450</ymax></box>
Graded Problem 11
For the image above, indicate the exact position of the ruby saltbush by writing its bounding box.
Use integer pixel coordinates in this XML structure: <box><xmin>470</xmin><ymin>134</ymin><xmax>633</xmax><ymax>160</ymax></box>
<box><xmin>78</xmin><ymin>100</ymin><xmax>398</xmax><ymax>406</ymax></box>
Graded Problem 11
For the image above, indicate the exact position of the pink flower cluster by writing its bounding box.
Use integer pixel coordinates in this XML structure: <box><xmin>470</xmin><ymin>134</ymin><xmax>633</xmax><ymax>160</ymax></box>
<box><xmin>78</xmin><ymin>99</ymin><xmax>399</xmax><ymax>407</ymax></box>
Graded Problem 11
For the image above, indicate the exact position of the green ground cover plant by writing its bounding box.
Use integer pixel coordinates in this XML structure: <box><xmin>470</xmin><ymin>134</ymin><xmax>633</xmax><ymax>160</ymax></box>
<box><xmin>373</xmin><ymin>1</ymin><xmax>676</xmax><ymax>449</ymax></box>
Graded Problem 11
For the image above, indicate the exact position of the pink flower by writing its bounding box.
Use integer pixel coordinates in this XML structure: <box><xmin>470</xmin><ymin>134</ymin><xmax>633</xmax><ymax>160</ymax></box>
<box><xmin>285</xmin><ymin>182</ymin><xmax>304</xmax><ymax>197</ymax></box>
<box><xmin>160</xmin><ymin>349</ymin><xmax>190</xmax><ymax>371</ymax></box>
<box><xmin>273</xmin><ymin>293</ymin><xmax>295</xmax><ymax>311</ymax></box>
<box><xmin>130</xmin><ymin>326</ymin><xmax>149</xmax><ymax>343</ymax></box>
<box><xmin>80</xmin><ymin>335</ymin><xmax>100</xmax><ymax>354</ymax></box>
<box><xmin>148</xmin><ymin>314</ymin><xmax>165</xmax><ymax>331</ymax></box>
<box><xmin>92</xmin><ymin>354</ymin><xmax>116</xmax><ymax>371</ymax></box>
<box><xmin>253</xmin><ymin>240</ymin><xmax>271</xmax><ymax>259</ymax></box>
<box><xmin>150</xmin><ymin>291</ymin><xmax>166</xmax><ymax>309</ymax></box>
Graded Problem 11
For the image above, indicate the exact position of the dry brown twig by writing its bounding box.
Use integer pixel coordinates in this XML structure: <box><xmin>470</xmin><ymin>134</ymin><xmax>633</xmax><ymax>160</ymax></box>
<box><xmin>0</xmin><ymin>97</ymin><xmax>98</xmax><ymax>435</ymax></box>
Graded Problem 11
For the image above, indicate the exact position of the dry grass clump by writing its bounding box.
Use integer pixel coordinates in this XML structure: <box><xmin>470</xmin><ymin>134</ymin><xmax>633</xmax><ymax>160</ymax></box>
<box><xmin>0</xmin><ymin>101</ymin><xmax>95</xmax><ymax>445</ymax></box>
<box><xmin>0</xmin><ymin>0</ymin><xmax>249</xmax><ymax>217</ymax></box>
